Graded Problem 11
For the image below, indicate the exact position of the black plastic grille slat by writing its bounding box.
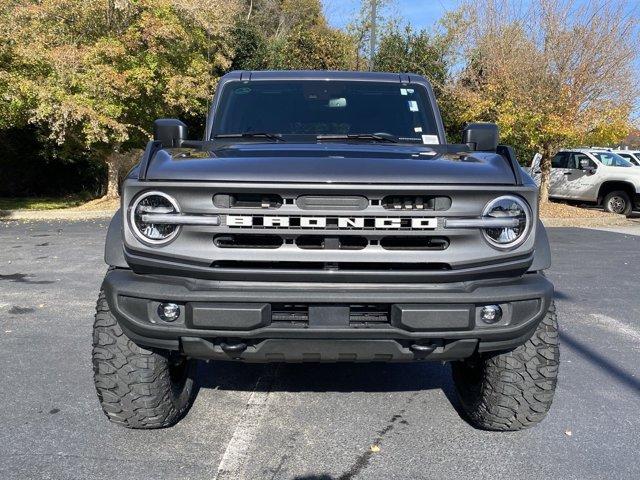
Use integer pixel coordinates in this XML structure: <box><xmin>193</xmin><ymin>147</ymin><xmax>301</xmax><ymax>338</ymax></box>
<box><xmin>349</xmin><ymin>305</ymin><xmax>390</xmax><ymax>323</ymax></box>
<box><xmin>214</xmin><ymin>234</ymin><xmax>283</xmax><ymax>249</ymax></box>
<box><xmin>381</xmin><ymin>195</ymin><xmax>451</xmax><ymax>211</ymax></box>
<box><xmin>296</xmin><ymin>236</ymin><xmax>368</xmax><ymax>250</ymax></box>
<box><xmin>214</xmin><ymin>193</ymin><xmax>283</xmax><ymax>209</ymax></box>
<box><xmin>271</xmin><ymin>304</ymin><xmax>309</xmax><ymax>323</ymax></box>
<box><xmin>296</xmin><ymin>195</ymin><xmax>369</xmax><ymax>210</ymax></box>
<box><xmin>380</xmin><ymin>236</ymin><xmax>449</xmax><ymax>251</ymax></box>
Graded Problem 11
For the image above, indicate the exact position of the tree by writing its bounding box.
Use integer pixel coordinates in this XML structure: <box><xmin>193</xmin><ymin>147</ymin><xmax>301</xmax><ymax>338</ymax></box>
<box><xmin>447</xmin><ymin>0</ymin><xmax>638</xmax><ymax>203</ymax></box>
<box><xmin>231</xmin><ymin>0</ymin><xmax>356</xmax><ymax>71</ymax></box>
<box><xmin>0</xmin><ymin>0</ymin><xmax>241</xmax><ymax>197</ymax></box>
<box><xmin>373</xmin><ymin>23</ymin><xmax>461</xmax><ymax>137</ymax></box>
<box><xmin>347</xmin><ymin>0</ymin><xmax>395</xmax><ymax>71</ymax></box>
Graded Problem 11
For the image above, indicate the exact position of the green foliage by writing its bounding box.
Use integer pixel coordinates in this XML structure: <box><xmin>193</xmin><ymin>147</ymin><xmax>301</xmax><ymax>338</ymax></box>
<box><xmin>374</xmin><ymin>25</ymin><xmax>447</xmax><ymax>91</ymax></box>
<box><xmin>231</xmin><ymin>0</ymin><xmax>356</xmax><ymax>71</ymax></box>
<box><xmin>373</xmin><ymin>23</ymin><xmax>461</xmax><ymax>142</ymax></box>
<box><xmin>0</xmin><ymin>0</ymin><xmax>242</xmax><ymax>154</ymax></box>
<box><xmin>266</xmin><ymin>24</ymin><xmax>355</xmax><ymax>70</ymax></box>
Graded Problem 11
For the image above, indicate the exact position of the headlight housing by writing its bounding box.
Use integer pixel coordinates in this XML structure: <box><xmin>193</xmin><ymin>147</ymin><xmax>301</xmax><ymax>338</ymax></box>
<box><xmin>129</xmin><ymin>191</ymin><xmax>180</xmax><ymax>245</ymax></box>
<box><xmin>482</xmin><ymin>195</ymin><xmax>531</xmax><ymax>249</ymax></box>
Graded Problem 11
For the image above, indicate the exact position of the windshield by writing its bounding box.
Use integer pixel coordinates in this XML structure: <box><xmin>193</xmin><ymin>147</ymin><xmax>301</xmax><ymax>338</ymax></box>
<box><xmin>591</xmin><ymin>151</ymin><xmax>633</xmax><ymax>167</ymax></box>
<box><xmin>211</xmin><ymin>80</ymin><xmax>440</xmax><ymax>144</ymax></box>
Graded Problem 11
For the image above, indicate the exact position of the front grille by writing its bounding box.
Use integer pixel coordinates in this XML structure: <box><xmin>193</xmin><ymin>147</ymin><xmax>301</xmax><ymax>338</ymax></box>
<box><xmin>125</xmin><ymin>183</ymin><xmax>536</xmax><ymax>283</ymax></box>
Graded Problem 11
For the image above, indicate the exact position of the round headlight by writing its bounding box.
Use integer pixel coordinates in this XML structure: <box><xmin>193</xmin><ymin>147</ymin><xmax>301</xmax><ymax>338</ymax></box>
<box><xmin>482</xmin><ymin>195</ymin><xmax>531</xmax><ymax>249</ymax></box>
<box><xmin>129</xmin><ymin>191</ymin><xmax>180</xmax><ymax>245</ymax></box>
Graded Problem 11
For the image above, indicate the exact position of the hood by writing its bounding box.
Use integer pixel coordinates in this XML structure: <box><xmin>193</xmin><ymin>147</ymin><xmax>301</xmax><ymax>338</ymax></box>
<box><xmin>144</xmin><ymin>143</ymin><xmax>517</xmax><ymax>185</ymax></box>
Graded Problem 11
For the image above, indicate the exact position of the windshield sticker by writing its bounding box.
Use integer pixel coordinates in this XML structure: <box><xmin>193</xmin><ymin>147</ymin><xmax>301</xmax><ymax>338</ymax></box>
<box><xmin>406</xmin><ymin>88</ymin><xmax>414</xmax><ymax>94</ymax></box>
<box><xmin>328</xmin><ymin>97</ymin><xmax>347</xmax><ymax>108</ymax></box>
<box><xmin>400</xmin><ymin>88</ymin><xmax>408</xmax><ymax>95</ymax></box>
<box><xmin>414</xmin><ymin>126</ymin><xmax>423</xmax><ymax>133</ymax></box>
<box><xmin>408</xmin><ymin>100</ymin><xmax>419</xmax><ymax>112</ymax></box>
<box><xmin>234</xmin><ymin>87</ymin><xmax>251</xmax><ymax>95</ymax></box>
<box><xmin>422</xmin><ymin>134</ymin><xmax>439</xmax><ymax>144</ymax></box>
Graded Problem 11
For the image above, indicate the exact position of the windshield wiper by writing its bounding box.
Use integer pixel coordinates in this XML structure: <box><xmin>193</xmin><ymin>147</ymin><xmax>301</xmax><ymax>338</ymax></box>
<box><xmin>316</xmin><ymin>133</ymin><xmax>398</xmax><ymax>143</ymax></box>
<box><xmin>213</xmin><ymin>132</ymin><xmax>285</xmax><ymax>142</ymax></box>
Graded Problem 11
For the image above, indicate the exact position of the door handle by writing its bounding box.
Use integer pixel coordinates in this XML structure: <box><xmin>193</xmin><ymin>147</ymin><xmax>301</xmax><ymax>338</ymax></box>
<box><xmin>563</xmin><ymin>171</ymin><xmax>573</xmax><ymax>175</ymax></box>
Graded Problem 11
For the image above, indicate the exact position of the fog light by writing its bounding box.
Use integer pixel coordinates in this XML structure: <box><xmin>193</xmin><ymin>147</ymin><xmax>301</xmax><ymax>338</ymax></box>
<box><xmin>158</xmin><ymin>303</ymin><xmax>180</xmax><ymax>322</ymax></box>
<box><xmin>480</xmin><ymin>305</ymin><xmax>502</xmax><ymax>324</ymax></box>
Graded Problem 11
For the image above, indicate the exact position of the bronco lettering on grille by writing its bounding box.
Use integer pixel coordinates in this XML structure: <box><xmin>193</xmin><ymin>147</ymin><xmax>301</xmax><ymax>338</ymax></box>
<box><xmin>226</xmin><ymin>215</ymin><xmax>437</xmax><ymax>229</ymax></box>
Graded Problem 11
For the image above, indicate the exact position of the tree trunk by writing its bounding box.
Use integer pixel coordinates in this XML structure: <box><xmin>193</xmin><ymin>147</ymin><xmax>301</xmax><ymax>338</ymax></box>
<box><xmin>538</xmin><ymin>144</ymin><xmax>553</xmax><ymax>207</ymax></box>
<box><xmin>105</xmin><ymin>159</ymin><xmax>119</xmax><ymax>199</ymax></box>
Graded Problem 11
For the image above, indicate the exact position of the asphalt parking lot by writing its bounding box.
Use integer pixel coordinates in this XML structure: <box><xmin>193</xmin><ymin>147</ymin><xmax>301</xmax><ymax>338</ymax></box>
<box><xmin>1</xmin><ymin>220</ymin><xmax>639</xmax><ymax>480</ymax></box>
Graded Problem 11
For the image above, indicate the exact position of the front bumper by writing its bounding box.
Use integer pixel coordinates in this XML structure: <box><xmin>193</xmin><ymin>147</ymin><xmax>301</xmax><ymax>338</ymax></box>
<box><xmin>102</xmin><ymin>269</ymin><xmax>553</xmax><ymax>362</ymax></box>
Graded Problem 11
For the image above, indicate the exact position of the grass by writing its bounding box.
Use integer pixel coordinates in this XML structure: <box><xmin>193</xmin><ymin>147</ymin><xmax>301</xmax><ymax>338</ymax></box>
<box><xmin>0</xmin><ymin>194</ymin><xmax>93</xmax><ymax>211</ymax></box>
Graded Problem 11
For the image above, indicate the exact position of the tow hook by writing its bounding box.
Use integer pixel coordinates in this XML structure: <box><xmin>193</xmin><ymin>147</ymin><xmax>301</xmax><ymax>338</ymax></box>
<box><xmin>220</xmin><ymin>342</ymin><xmax>247</xmax><ymax>354</ymax></box>
<box><xmin>410</xmin><ymin>343</ymin><xmax>436</xmax><ymax>357</ymax></box>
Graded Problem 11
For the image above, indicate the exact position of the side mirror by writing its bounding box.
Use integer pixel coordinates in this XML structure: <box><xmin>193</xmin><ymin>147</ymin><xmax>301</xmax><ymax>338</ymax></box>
<box><xmin>462</xmin><ymin>123</ymin><xmax>499</xmax><ymax>151</ymax></box>
<box><xmin>153</xmin><ymin>119</ymin><xmax>188</xmax><ymax>148</ymax></box>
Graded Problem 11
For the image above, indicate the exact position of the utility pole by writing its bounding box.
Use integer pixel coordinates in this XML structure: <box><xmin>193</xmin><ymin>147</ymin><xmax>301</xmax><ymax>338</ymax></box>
<box><xmin>369</xmin><ymin>0</ymin><xmax>377</xmax><ymax>71</ymax></box>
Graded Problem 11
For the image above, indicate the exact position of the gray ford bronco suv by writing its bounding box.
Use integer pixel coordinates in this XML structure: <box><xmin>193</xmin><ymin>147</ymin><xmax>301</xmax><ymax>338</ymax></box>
<box><xmin>93</xmin><ymin>71</ymin><xmax>558</xmax><ymax>431</ymax></box>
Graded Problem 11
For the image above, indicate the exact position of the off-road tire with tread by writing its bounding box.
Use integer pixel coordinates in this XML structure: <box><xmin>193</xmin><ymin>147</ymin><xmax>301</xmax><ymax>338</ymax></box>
<box><xmin>451</xmin><ymin>301</ymin><xmax>559</xmax><ymax>431</ymax></box>
<box><xmin>92</xmin><ymin>289</ymin><xmax>197</xmax><ymax>429</ymax></box>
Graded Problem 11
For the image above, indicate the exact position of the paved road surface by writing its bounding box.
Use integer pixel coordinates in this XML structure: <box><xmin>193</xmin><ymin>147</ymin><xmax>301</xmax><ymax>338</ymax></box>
<box><xmin>1</xmin><ymin>220</ymin><xmax>638</xmax><ymax>480</ymax></box>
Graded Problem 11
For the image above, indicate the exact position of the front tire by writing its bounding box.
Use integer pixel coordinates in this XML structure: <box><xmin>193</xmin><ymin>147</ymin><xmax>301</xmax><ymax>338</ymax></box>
<box><xmin>92</xmin><ymin>290</ymin><xmax>197</xmax><ymax>429</ymax></box>
<box><xmin>603</xmin><ymin>190</ymin><xmax>632</xmax><ymax>215</ymax></box>
<box><xmin>451</xmin><ymin>301</ymin><xmax>559</xmax><ymax>431</ymax></box>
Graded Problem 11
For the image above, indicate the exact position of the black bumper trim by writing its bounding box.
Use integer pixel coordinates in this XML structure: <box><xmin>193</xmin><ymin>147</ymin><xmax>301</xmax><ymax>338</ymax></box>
<box><xmin>181</xmin><ymin>337</ymin><xmax>479</xmax><ymax>363</ymax></box>
<box><xmin>124</xmin><ymin>248</ymin><xmax>533</xmax><ymax>284</ymax></box>
<box><xmin>103</xmin><ymin>269</ymin><xmax>553</xmax><ymax>362</ymax></box>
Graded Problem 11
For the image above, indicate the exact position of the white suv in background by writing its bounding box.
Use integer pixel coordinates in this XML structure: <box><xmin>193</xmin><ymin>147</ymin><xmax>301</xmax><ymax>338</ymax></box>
<box><xmin>610</xmin><ymin>149</ymin><xmax>640</xmax><ymax>166</ymax></box>
<box><xmin>530</xmin><ymin>148</ymin><xmax>640</xmax><ymax>215</ymax></box>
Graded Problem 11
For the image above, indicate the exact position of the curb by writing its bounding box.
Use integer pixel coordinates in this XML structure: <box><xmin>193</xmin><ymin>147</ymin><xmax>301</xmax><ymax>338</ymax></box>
<box><xmin>0</xmin><ymin>209</ymin><xmax>116</xmax><ymax>221</ymax></box>
<box><xmin>541</xmin><ymin>217</ymin><xmax>636</xmax><ymax>228</ymax></box>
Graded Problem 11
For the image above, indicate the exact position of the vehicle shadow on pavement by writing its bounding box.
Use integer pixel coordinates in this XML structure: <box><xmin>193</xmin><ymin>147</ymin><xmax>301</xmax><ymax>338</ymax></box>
<box><xmin>194</xmin><ymin>360</ymin><xmax>462</xmax><ymax>406</ymax></box>
<box><xmin>560</xmin><ymin>331</ymin><xmax>640</xmax><ymax>394</ymax></box>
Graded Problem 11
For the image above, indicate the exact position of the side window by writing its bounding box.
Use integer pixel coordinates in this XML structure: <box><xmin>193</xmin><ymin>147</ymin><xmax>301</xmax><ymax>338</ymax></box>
<box><xmin>569</xmin><ymin>153</ymin><xmax>591</xmax><ymax>169</ymax></box>
<box><xmin>551</xmin><ymin>152</ymin><xmax>569</xmax><ymax>168</ymax></box>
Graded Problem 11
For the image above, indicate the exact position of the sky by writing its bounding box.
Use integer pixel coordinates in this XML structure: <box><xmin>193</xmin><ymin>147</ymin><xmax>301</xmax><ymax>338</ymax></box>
<box><xmin>322</xmin><ymin>0</ymin><xmax>640</xmax><ymax>118</ymax></box>
<box><xmin>322</xmin><ymin>0</ymin><xmax>458</xmax><ymax>31</ymax></box>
